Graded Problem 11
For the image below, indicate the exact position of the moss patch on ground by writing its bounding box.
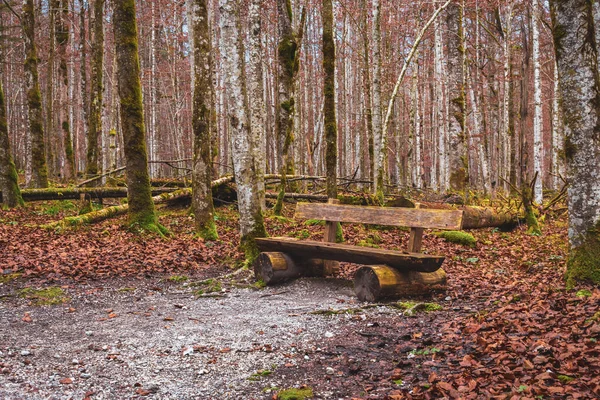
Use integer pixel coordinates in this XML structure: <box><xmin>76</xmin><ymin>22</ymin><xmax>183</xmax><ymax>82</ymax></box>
<box><xmin>436</xmin><ymin>230</ymin><xmax>477</xmax><ymax>247</ymax></box>
<box><xmin>19</xmin><ymin>287</ymin><xmax>69</xmax><ymax>305</ymax></box>
<box><xmin>277</xmin><ymin>387</ymin><xmax>314</xmax><ymax>400</ymax></box>
<box><xmin>0</xmin><ymin>273</ymin><xmax>22</xmax><ymax>284</ymax></box>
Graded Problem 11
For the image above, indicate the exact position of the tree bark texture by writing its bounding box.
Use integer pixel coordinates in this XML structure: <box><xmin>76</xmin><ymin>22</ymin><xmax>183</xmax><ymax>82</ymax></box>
<box><xmin>323</xmin><ymin>0</ymin><xmax>337</xmax><ymax>200</ymax></box>
<box><xmin>0</xmin><ymin>77</ymin><xmax>24</xmax><ymax>207</ymax></box>
<box><xmin>23</xmin><ymin>0</ymin><xmax>48</xmax><ymax>188</ymax></box>
<box><xmin>55</xmin><ymin>0</ymin><xmax>75</xmax><ymax>182</ymax></box>
<box><xmin>219</xmin><ymin>0</ymin><xmax>266</xmax><ymax>260</ymax></box>
<box><xmin>551</xmin><ymin>0</ymin><xmax>600</xmax><ymax>285</ymax></box>
<box><xmin>446</xmin><ymin>2</ymin><xmax>467</xmax><ymax>192</ymax></box>
<box><xmin>113</xmin><ymin>0</ymin><xmax>162</xmax><ymax>232</ymax></box>
<box><xmin>189</xmin><ymin>0</ymin><xmax>218</xmax><ymax>240</ymax></box>
<box><xmin>86</xmin><ymin>0</ymin><xmax>104</xmax><ymax>179</ymax></box>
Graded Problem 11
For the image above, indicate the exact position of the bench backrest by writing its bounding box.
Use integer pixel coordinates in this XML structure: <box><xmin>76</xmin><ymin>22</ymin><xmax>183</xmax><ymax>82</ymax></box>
<box><xmin>295</xmin><ymin>202</ymin><xmax>463</xmax><ymax>230</ymax></box>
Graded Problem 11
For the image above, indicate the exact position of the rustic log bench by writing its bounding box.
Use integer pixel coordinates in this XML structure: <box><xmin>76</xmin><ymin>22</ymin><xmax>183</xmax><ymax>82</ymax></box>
<box><xmin>254</xmin><ymin>200</ymin><xmax>463</xmax><ymax>301</ymax></box>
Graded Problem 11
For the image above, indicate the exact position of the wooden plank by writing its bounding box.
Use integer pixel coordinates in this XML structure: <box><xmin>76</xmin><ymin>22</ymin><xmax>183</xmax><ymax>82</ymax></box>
<box><xmin>295</xmin><ymin>202</ymin><xmax>463</xmax><ymax>230</ymax></box>
<box><xmin>408</xmin><ymin>227</ymin><xmax>424</xmax><ymax>253</ymax></box>
<box><xmin>256</xmin><ymin>237</ymin><xmax>444</xmax><ymax>273</ymax></box>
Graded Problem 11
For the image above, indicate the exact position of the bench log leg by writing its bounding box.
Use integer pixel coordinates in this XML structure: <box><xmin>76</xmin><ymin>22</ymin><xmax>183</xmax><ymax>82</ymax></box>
<box><xmin>254</xmin><ymin>252</ymin><xmax>337</xmax><ymax>285</ymax></box>
<box><xmin>354</xmin><ymin>265</ymin><xmax>447</xmax><ymax>301</ymax></box>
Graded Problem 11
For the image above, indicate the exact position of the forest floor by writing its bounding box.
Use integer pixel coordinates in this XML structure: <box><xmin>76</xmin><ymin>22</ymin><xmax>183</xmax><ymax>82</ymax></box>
<box><xmin>0</xmin><ymin>199</ymin><xmax>599</xmax><ymax>399</ymax></box>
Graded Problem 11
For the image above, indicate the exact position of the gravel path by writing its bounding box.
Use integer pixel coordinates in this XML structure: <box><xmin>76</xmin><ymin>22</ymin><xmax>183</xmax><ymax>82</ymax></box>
<box><xmin>0</xmin><ymin>277</ymin><xmax>367</xmax><ymax>399</ymax></box>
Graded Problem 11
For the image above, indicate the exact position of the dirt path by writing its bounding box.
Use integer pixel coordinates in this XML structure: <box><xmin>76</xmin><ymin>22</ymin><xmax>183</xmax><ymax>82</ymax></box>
<box><xmin>0</xmin><ymin>275</ymin><xmax>380</xmax><ymax>399</ymax></box>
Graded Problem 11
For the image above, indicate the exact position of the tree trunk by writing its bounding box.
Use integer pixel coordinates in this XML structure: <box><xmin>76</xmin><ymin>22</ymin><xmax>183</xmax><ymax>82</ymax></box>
<box><xmin>354</xmin><ymin>265</ymin><xmax>447</xmax><ymax>301</ymax></box>
<box><xmin>79</xmin><ymin>0</ymin><xmax>89</xmax><ymax>175</ymax></box>
<box><xmin>23</xmin><ymin>0</ymin><xmax>48</xmax><ymax>188</ymax></box>
<box><xmin>219</xmin><ymin>0</ymin><xmax>266</xmax><ymax>263</ymax></box>
<box><xmin>434</xmin><ymin>7</ymin><xmax>447</xmax><ymax>191</ymax></box>
<box><xmin>55</xmin><ymin>0</ymin><xmax>75</xmax><ymax>182</ymax></box>
<box><xmin>323</xmin><ymin>0</ymin><xmax>337</xmax><ymax>200</ymax></box>
<box><xmin>371</xmin><ymin>0</ymin><xmax>384</xmax><ymax>201</ymax></box>
<box><xmin>189</xmin><ymin>0</ymin><xmax>218</xmax><ymax>240</ymax></box>
<box><xmin>532</xmin><ymin>0</ymin><xmax>543</xmax><ymax>204</ymax></box>
<box><xmin>47</xmin><ymin>0</ymin><xmax>56</xmax><ymax>178</ymax></box>
<box><xmin>86</xmin><ymin>0</ymin><xmax>104</xmax><ymax>181</ymax></box>
<box><xmin>0</xmin><ymin>78</ymin><xmax>24</xmax><ymax>207</ymax></box>
<box><xmin>113</xmin><ymin>0</ymin><xmax>165</xmax><ymax>234</ymax></box>
<box><xmin>248</xmin><ymin>0</ymin><xmax>266</xmax><ymax>210</ymax></box>
<box><xmin>273</xmin><ymin>0</ymin><xmax>304</xmax><ymax>215</ymax></box>
<box><xmin>551</xmin><ymin>0</ymin><xmax>600</xmax><ymax>285</ymax></box>
<box><xmin>446</xmin><ymin>2</ymin><xmax>467</xmax><ymax>192</ymax></box>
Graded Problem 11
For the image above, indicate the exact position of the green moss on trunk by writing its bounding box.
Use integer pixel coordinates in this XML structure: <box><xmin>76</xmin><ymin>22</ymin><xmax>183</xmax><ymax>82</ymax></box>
<box><xmin>566</xmin><ymin>223</ymin><xmax>600</xmax><ymax>287</ymax></box>
<box><xmin>240</xmin><ymin>210</ymin><xmax>268</xmax><ymax>268</ymax></box>
<box><xmin>114</xmin><ymin>0</ymin><xmax>164</xmax><ymax>236</ymax></box>
<box><xmin>0</xmin><ymin>78</ymin><xmax>24</xmax><ymax>208</ymax></box>
<box><xmin>323</xmin><ymin>0</ymin><xmax>337</xmax><ymax>200</ymax></box>
<box><xmin>23</xmin><ymin>0</ymin><xmax>48</xmax><ymax>188</ymax></box>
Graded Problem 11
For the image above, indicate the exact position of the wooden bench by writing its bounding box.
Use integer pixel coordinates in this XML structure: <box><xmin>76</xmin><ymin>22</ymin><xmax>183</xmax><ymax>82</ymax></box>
<box><xmin>254</xmin><ymin>200</ymin><xmax>463</xmax><ymax>301</ymax></box>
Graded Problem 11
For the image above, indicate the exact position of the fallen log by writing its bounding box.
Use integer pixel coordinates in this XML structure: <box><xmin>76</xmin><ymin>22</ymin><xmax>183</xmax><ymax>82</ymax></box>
<box><xmin>256</xmin><ymin>237</ymin><xmax>444</xmax><ymax>273</ymax></box>
<box><xmin>11</xmin><ymin>187</ymin><xmax>175</xmax><ymax>202</ymax></box>
<box><xmin>253</xmin><ymin>252</ymin><xmax>335</xmax><ymax>285</ymax></box>
<box><xmin>389</xmin><ymin>197</ymin><xmax>519</xmax><ymax>230</ymax></box>
<box><xmin>354</xmin><ymin>265</ymin><xmax>447</xmax><ymax>301</ymax></box>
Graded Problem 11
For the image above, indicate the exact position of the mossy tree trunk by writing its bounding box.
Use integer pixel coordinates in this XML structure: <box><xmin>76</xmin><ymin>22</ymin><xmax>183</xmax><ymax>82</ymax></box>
<box><xmin>446</xmin><ymin>2</ymin><xmax>467</xmax><ymax>192</ymax></box>
<box><xmin>113</xmin><ymin>0</ymin><xmax>164</xmax><ymax>234</ymax></box>
<box><xmin>360</xmin><ymin>0</ymin><xmax>374</xmax><ymax>185</ymax></box>
<box><xmin>248</xmin><ymin>0</ymin><xmax>266</xmax><ymax>210</ymax></box>
<box><xmin>273</xmin><ymin>0</ymin><xmax>305</xmax><ymax>215</ymax></box>
<box><xmin>189</xmin><ymin>0</ymin><xmax>218</xmax><ymax>240</ymax></box>
<box><xmin>551</xmin><ymin>0</ymin><xmax>600</xmax><ymax>286</ymax></box>
<box><xmin>55</xmin><ymin>0</ymin><xmax>75</xmax><ymax>182</ymax></box>
<box><xmin>47</xmin><ymin>0</ymin><xmax>56</xmax><ymax>178</ymax></box>
<box><xmin>23</xmin><ymin>0</ymin><xmax>48</xmax><ymax>188</ymax></box>
<box><xmin>86</xmin><ymin>0</ymin><xmax>104</xmax><ymax>181</ymax></box>
<box><xmin>322</xmin><ymin>0</ymin><xmax>337</xmax><ymax>200</ymax></box>
<box><xmin>219</xmin><ymin>0</ymin><xmax>266</xmax><ymax>264</ymax></box>
<box><xmin>0</xmin><ymin>75</ymin><xmax>24</xmax><ymax>208</ymax></box>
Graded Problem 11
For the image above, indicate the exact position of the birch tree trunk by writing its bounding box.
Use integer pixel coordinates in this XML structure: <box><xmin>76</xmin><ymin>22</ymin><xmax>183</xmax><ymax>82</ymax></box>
<box><xmin>219</xmin><ymin>0</ymin><xmax>266</xmax><ymax>262</ymax></box>
<box><xmin>86</xmin><ymin>0</ymin><xmax>104</xmax><ymax>180</ymax></box>
<box><xmin>189</xmin><ymin>0</ymin><xmax>218</xmax><ymax>240</ymax></box>
<box><xmin>0</xmin><ymin>77</ymin><xmax>24</xmax><ymax>207</ymax></box>
<box><xmin>551</xmin><ymin>0</ymin><xmax>600</xmax><ymax>285</ymax></box>
<box><xmin>371</xmin><ymin>0</ymin><xmax>384</xmax><ymax>201</ymax></box>
<box><xmin>23</xmin><ymin>0</ymin><xmax>48</xmax><ymax>188</ymax></box>
<box><xmin>532</xmin><ymin>0</ymin><xmax>543</xmax><ymax>204</ymax></box>
<box><xmin>446</xmin><ymin>2</ymin><xmax>467</xmax><ymax>192</ymax></box>
<box><xmin>248</xmin><ymin>0</ymin><xmax>266</xmax><ymax>210</ymax></box>
<box><xmin>551</xmin><ymin>60</ymin><xmax>563</xmax><ymax>189</ymax></box>
<box><xmin>114</xmin><ymin>0</ymin><xmax>165</xmax><ymax>235</ymax></box>
<box><xmin>361</xmin><ymin>0</ymin><xmax>374</xmax><ymax>184</ymax></box>
<box><xmin>47</xmin><ymin>1</ymin><xmax>56</xmax><ymax>178</ymax></box>
<box><xmin>55</xmin><ymin>0</ymin><xmax>75</xmax><ymax>182</ymax></box>
<box><xmin>434</xmin><ymin>7</ymin><xmax>447</xmax><ymax>191</ymax></box>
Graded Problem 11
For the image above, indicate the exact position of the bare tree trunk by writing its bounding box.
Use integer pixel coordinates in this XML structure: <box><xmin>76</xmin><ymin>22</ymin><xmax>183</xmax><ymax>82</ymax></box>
<box><xmin>532</xmin><ymin>0</ymin><xmax>543</xmax><ymax>204</ymax></box>
<box><xmin>23</xmin><ymin>0</ymin><xmax>48</xmax><ymax>188</ymax></box>
<box><xmin>0</xmin><ymin>77</ymin><xmax>24</xmax><ymax>207</ymax></box>
<box><xmin>248</xmin><ymin>0</ymin><xmax>266</xmax><ymax>210</ymax></box>
<box><xmin>273</xmin><ymin>0</ymin><xmax>305</xmax><ymax>215</ymax></box>
<box><xmin>79</xmin><ymin>0</ymin><xmax>89</xmax><ymax>174</ymax></box>
<box><xmin>551</xmin><ymin>0</ymin><xmax>600</xmax><ymax>285</ymax></box>
<box><xmin>371</xmin><ymin>0</ymin><xmax>384</xmax><ymax>201</ymax></box>
<box><xmin>86</xmin><ymin>0</ymin><xmax>104</xmax><ymax>180</ymax></box>
<box><xmin>446</xmin><ymin>2</ymin><xmax>467</xmax><ymax>192</ymax></box>
<box><xmin>114</xmin><ymin>0</ymin><xmax>165</xmax><ymax>234</ymax></box>
<box><xmin>189</xmin><ymin>0</ymin><xmax>218</xmax><ymax>240</ymax></box>
<box><xmin>47</xmin><ymin>0</ymin><xmax>56</xmax><ymax>178</ymax></box>
<box><xmin>55</xmin><ymin>0</ymin><xmax>75</xmax><ymax>182</ymax></box>
<box><xmin>434</xmin><ymin>6</ymin><xmax>447</xmax><ymax>191</ymax></box>
<box><xmin>219</xmin><ymin>0</ymin><xmax>266</xmax><ymax>262</ymax></box>
<box><xmin>551</xmin><ymin>60</ymin><xmax>563</xmax><ymax>189</ymax></box>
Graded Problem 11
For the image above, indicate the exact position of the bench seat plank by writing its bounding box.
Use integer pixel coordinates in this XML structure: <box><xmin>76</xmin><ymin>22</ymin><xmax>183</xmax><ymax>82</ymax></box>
<box><xmin>294</xmin><ymin>202</ymin><xmax>463</xmax><ymax>230</ymax></box>
<box><xmin>256</xmin><ymin>237</ymin><xmax>444</xmax><ymax>273</ymax></box>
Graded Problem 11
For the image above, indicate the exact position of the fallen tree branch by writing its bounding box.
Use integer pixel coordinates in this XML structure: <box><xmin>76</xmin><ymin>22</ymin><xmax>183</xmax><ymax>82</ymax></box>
<box><xmin>15</xmin><ymin>187</ymin><xmax>175</xmax><ymax>202</ymax></box>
